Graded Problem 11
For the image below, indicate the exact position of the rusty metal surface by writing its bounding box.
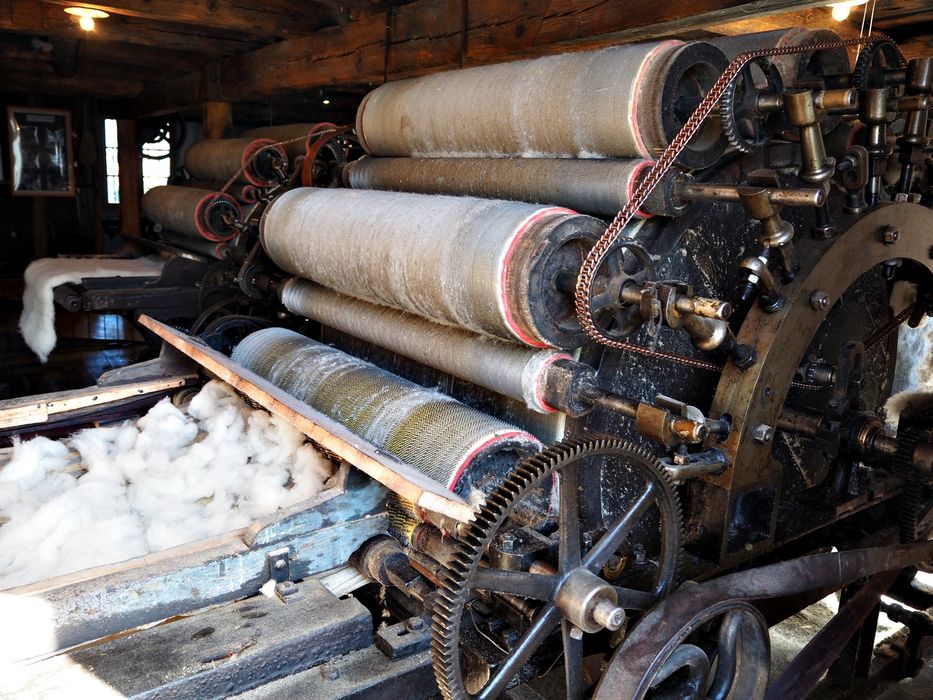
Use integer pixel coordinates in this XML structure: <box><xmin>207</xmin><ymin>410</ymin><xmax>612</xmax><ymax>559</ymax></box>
<box><xmin>595</xmin><ymin>542</ymin><xmax>933</xmax><ymax>699</ymax></box>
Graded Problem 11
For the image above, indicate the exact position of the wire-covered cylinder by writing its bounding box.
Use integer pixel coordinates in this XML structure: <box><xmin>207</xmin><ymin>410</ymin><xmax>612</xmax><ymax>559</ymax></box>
<box><xmin>184</xmin><ymin>137</ymin><xmax>287</xmax><ymax>187</ymax></box>
<box><xmin>260</xmin><ymin>188</ymin><xmax>607</xmax><ymax>349</ymax></box>
<box><xmin>232</xmin><ymin>327</ymin><xmax>541</xmax><ymax>497</ymax></box>
<box><xmin>280</xmin><ymin>278</ymin><xmax>571</xmax><ymax>413</ymax></box>
<box><xmin>355</xmin><ymin>40</ymin><xmax>727</xmax><ymax>168</ymax></box>
<box><xmin>345</xmin><ymin>157</ymin><xmax>667</xmax><ymax>217</ymax></box>
<box><xmin>142</xmin><ymin>185</ymin><xmax>241</xmax><ymax>242</ymax></box>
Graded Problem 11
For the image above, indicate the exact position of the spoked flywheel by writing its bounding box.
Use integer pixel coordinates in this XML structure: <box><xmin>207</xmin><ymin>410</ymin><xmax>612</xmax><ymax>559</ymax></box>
<box><xmin>431</xmin><ymin>438</ymin><xmax>683</xmax><ymax>700</ymax></box>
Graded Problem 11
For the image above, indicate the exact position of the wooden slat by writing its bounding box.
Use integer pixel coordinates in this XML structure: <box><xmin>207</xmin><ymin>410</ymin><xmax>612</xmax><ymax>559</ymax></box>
<box><xmin>138</xmin><ymin>0</ymin><xmax>835</xmax><ymax>111</ymax></box>
<box><xmin>138</xmin><ymin>315</ymin><xmax>476</xmax><ymax>524</ymax></box>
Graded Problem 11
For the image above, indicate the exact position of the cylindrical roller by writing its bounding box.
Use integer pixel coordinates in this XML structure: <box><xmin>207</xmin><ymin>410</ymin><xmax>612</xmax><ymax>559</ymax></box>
<box><xmin>244</xmin><ymin>122</ymin><xmax>337</xmax><ymax>160</ymax></box>
<box><xmin>345</xmin><ymin>157</ymin><xmax>685</xmax><ymax>217</ymax></box>
<box><xmin>184</xmin><ymin>137</ymin><xmax>287</xmax><ymax>187</ymax></box>
<box><xmin>159</xmin><ymin>229</ymin><xmax>229</xmax><ymax>259</ymax></box>
<box><xmin>356</xmin><ymin>40</ymin><xmax>728</xmax><ymax>168</ymax></box>
<box><xmin>184</xmin><ymin>179</ymin><xmax>260</xmax><ymax>204</ymax></box>
<box><xmin>232</xmin><ymin>327</ymin><xmax>541</xmax><ymax>497</ymax></box>
<box><xmin>142</xmin><ymin>185</ymin><xmax>241</xmax><ymax>242</ymax></box>
<box><xmin>709</xmin><ymin>28</ymin><xmax>851</xmax><ymax>88</ymax></box>
<box><xmin>260</xmin><ymin>188</ymin><xmax>608</xmax><ymax>349</ymax></box>
<box><xmin>281</xmin><ymin>278</ymin><xmax>573</xmax><ymax>413</ymax></box>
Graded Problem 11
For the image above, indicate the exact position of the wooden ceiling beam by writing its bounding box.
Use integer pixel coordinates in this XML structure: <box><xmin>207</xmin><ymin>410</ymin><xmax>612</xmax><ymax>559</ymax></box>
<box><xmin>0</xmin><ymin>60</ymin><xmax>143</xmax><ymax>98</ymax></box>
<box><xmin>0</xmin><ymin>0</ymin><xmax>266</xmax><ymax>54</ymax></box>
<box><xmin>138</xmin><ymin>0</ymin><xmax>834</xmax><ymax>113</ymax></box>
<box><xmin>36</xmin><ymin>0</ymin><xmax>342</xmax><ymax>39</ymax></box>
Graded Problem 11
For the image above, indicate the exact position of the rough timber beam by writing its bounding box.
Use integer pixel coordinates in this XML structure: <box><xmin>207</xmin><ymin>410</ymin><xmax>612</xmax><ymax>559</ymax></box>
<box><xmin>35</xmin><ymin>0</ymin><xmax>340</xmax><ymax>39</ymax></box>
<box><xmin>137</xmin><ymin>0</ymin><xmax>833</xmax><ymax>115</ymax></box>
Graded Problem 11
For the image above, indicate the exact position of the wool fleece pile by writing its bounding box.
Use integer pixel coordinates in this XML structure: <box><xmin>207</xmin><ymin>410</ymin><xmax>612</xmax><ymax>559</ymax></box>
<box><xmin>0</xmin><ymin>380</ymin><xmax>334</xmax><ymax>590</ymax></box>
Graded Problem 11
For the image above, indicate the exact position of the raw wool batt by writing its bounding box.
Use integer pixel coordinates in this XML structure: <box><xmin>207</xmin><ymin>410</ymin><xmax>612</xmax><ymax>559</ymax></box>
<box><xmin>19</xmin><ymin>256</ymin><xmax>165</xmax><ymax>363</ymax></box>
<box><xmin>0</xmin><ymin>380</ymin><xmax>334</xmax><ymax>590</ymax></box>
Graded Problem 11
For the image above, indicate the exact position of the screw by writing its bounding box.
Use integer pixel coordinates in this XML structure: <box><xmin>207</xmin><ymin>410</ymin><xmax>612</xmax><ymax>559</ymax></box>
<box><xmin>405</xmin><ymin>616</ymin><xmax>424</xmax><ymax>631</ymax></box>
<box><xmin>570</xmin><ymin>626</ymin><xmax>584</xmax><ymax>640</ymax></box>
<box><xmin>321</xmin><ymin>664</ymin><xmax>339</xmax><ymax>681</ymax></box>
<box><xmin>632</xmin><ymin>543</ymin><xmax>647</xmax><ymax>564</ymax></box>
<box><xmin>274</xmin><ymin>559</ymin><xmax>287</xmax><ymax>570</ymax></box>
<box><xmin>809</xmin><ymin>291</ymin><xmax>830</xmax><ymax>310</ymax></box>
<box><xmin>752</xmin><ymin>424</ymin><xmax>774</xmax><ymax>444</ymax></box>
<box><xmin>882</xmin><ymin>226</ymin><xmax>899</xmax><ymax>245</ymax></box>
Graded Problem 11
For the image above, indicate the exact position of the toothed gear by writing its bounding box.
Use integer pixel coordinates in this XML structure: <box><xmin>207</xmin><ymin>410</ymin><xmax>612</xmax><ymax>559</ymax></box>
<box><xmin>852</xmin><ymin>40</ymin><xmax>907</xmax><ymax>91</ymax></box>
<box><xmin>431</xmin><ymin>438</ymin><xmax>682</xmax><ymax>700</ymax></box>
<box><xmin>892</xmin><ymin>402</ymin><xmax>933</xmax><ymax>544</ymax></box>
<box><xmin>719</xmin><ymin>58</ymin><xmax>783</xmax><ymax>154</ymax></box>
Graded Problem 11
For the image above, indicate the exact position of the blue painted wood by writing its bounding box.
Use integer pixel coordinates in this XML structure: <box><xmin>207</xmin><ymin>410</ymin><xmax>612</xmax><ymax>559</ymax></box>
<box><xmin>15</xmin><ymin>472</ymin><xmax>388</xmax><ymax>658</ymax></box>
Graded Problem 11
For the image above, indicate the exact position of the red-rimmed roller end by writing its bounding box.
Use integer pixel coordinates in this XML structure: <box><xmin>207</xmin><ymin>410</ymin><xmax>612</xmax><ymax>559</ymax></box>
<box><xmin>195</xmin><ymin>192</ymin><xmax>242</xmax><ymax>242</ymax></box>
<box><xmin>241</xmin><ymin>138</ymin><xmax>288</xmax><ymax>187</ymax></box>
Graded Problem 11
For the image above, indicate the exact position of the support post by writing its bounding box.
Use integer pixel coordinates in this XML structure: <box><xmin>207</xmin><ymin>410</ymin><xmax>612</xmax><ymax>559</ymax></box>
<box><xmin>117</xmin><ymin>118</ymin><xmax>141</xmax><ymax>237</ymax></box>
<box><xmin>202</xmin><ymin>101</ymin><xmax>232</xmax><ymax>140</ymax></box>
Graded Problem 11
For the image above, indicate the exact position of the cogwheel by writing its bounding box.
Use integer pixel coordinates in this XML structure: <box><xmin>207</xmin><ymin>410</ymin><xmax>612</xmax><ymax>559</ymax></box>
<box><xmin>852</xmin><ymin>40</ymin><xmax>907</xmax><ymax>91</ymax></box>
<box><xmin>719</xmin><ymin>58</ymin><xmax>783</xmax><ymax>154</ymax></box>
<box><xmin>431</xmin><ymin>438</ymin><xmax>682</xmax><ymax>700</ymax></box>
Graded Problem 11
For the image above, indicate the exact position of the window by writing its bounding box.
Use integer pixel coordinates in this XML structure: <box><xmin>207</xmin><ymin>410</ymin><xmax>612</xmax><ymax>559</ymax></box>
<box><xmin>104</xmin><ymin>118</ymin><xmax>119</xmax><ymax>204</ymax></box>
<box><xmin>142</xmin><ymin>131</ymin><xmax>171</xmax><ymax>194</ymax></box>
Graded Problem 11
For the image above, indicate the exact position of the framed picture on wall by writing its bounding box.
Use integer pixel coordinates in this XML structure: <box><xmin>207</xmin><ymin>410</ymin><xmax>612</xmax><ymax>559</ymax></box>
<box><xmin>7</xmin><ymin>107</ymin><xmax>75</xmax><ymax>197</ymax></box>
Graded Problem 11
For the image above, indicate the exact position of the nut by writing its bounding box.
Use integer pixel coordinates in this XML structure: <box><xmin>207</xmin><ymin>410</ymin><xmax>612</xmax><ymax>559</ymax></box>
<box><xmin>809</xmin><ymin>291</ymin><xmax>830</xmax><ymax>311</ymax></box>
<box><xmin>882</xmin><ymin>226</ymin><xmax>899</xmax><ymax>245</ymax></box>
<box><xmin>752</xmin><ymin>424</ymin><xmax>774</xmax><ymax>444</ymax></box>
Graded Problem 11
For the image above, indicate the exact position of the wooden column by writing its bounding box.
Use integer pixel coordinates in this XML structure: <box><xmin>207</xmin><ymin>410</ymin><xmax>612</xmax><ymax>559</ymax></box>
<box><xmin>117</xmin><ymin>118</ymin><xmax>141</xmax><ymax>237</ymax></box>
<box><xmin>202</xmin><ymin>101</ymin><xmax>232</xmax><ymax>140</ymax></box>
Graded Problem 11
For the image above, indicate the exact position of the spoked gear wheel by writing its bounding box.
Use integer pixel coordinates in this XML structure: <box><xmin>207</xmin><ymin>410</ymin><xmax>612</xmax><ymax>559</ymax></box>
<box><xmin>852</xmin><ymin>40</ymin><xmax>907</xmax><ymax>90</ymax></box>
<box><xmin>594</xmin><ymin>600</ymin><xmax>770</xmax><ymax>699</ymax></box>
<box><xmin>719</xmin><ymin>57</ymin><xmax>784</xmax><ymax>153</ymax></box>
<box><xmin>432</xmin><ymin>438</ymin><xmax>682</xmax><ymax>700</ymax></box>
<box><xmin>588</xmin><ymin>241</ymin><xmax>657</xmax><ymax>341</ymax></box>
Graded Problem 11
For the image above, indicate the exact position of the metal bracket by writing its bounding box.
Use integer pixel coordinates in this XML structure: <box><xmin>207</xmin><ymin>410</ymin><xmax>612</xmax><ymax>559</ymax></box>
<box><xmin>265</xmin><ymin>546</ymin><xmax>292</xmax><ymax>584</ymax></box>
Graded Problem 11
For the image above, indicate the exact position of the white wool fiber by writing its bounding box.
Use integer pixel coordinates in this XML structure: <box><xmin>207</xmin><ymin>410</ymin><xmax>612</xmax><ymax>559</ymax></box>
<box><xmin>0</xmin><ymin>380</ymin><xmax>334</xmax><ymax>590</ymax></box>
<box><xmin>19</xmin><ymin>256</ymin><xmax>165</xmax><ymax>363</ymax></box>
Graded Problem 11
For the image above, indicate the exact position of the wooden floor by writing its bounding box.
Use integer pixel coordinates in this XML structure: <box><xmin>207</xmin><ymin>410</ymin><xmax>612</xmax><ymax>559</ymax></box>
<box><xmin>0</xmin><ymin>300</ymin><xmax>148</xmax><ymax>401</ymax></box>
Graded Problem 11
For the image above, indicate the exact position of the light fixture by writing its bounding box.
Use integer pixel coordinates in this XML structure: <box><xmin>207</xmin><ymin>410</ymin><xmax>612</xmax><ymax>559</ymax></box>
<box><xmin>827</xmin><ymin>1</ymin><xmax>868</xmax><ymax>22</ymax></box>
<box><xmin>64</xmin><ymin>7</ymin><xmax>109</xmax><ymax>32</ymax></box>
<box><xmin>322</xmin><ymin>99</ymin><xmax>331</xmax><ymax>105</ymax></box>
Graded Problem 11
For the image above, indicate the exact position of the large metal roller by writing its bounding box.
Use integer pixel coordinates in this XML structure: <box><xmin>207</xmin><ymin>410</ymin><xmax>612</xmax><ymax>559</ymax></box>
<box><xmin>344</xmin><ymin>156</ymin><xmax>686</xmax><ymax>217</ymax></box>
<box><xmin>260</xmin><ymin>188</ymin><xmax>608</xmax><ymax>349</ymax></box>
<box><xmin>355</xmin><ymin>40</ymin><xmax>728</xmax><ymax>168</ymax></box>
<box><xmin>184</xmin><ymin>137</ymin><xmax>288</xmax><ymax>187</ymax></box>
<box><xmin>280</xmin><ymin>278</ymin><xmax>572</xmax><ymax>413</ymax></box>
<box><xmin>709</xmin><ymin>28</ymin><xmax>850</xmax><ymax>88</ymax></box>
<box><xmin>243</xmin><ymin>122</ymin><xmax>338</xmax><ymax>160</ymax></box>
<box><xmin>232</xmin><ymin>327</ymin><xmax>541</xmax><ymax>497</ymax></box>
<box><xmin>142</xmin><ymin>185</ymin><xmax>241</xmax><ymax>242</ymax></box>
<box><xmin>184</xmin><ymin>179</ymin><xmax>260</xmax><ymax>204</ymax></box>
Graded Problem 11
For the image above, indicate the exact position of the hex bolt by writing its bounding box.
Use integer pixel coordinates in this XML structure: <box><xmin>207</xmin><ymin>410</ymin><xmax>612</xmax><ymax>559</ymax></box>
<box><xmin>569</xmin><ymin>626</ymin><xmax>584</xmax><ymax>640</ymax></box>
<box><xmin>405</xmin><ymin>616</ymin><xmax>425</xmax><ymax>631</ymax></box>
<box><xmin>809</xmin><ymin>291</ymin><xmax>830</xmax><ymax>311</ymax></box>
<box><xmin>752</xmin><ymin>424</ymin><xmax>774</xmax><ymax>444</ymax></box>
<box><xmin>274</xmin><ymin>559</ymin><xmax>287</xmax><ymax>570</ymax></box>
<box><xmin>882</xmin><ymin>226</ymin><xmax>899</xmax><ymax>245</ymax></box>
<box><xmin>592</xmin><ymin>599</ymin><xmax>626</xmax><ymax>631</ymax></box>
<box><xmin>321</xmin><ymin>664</ymin><xmax>340</xmax><ymax>681</ymax></box>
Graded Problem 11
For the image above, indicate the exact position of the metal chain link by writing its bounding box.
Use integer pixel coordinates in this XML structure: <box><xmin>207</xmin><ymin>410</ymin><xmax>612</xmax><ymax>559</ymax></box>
<box><xmin>573</xmin><ymin>33</ymin><xmax>904</xmax><ymax>380</ymax></box>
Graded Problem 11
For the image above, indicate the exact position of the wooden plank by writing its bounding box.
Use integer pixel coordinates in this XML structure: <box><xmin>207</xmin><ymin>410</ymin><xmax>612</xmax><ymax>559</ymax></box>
<box><xmin>138</xmin><ymin>315</ymin><xmax>476</xmax><ymax>524</ymax></box>
<box><xmin>0</xmin><ymin>377</ymin><xmax>191</xmax><ymax>428</ymax></box>
<box><xmin>147</xmin><ymin>0</ymin><xmax>834</xmax><ymax>109</ymax></box>
<box><xmin>117</xmin><ymin>118</ymin><xmax>141</xmax><ymax>237</ymax></box>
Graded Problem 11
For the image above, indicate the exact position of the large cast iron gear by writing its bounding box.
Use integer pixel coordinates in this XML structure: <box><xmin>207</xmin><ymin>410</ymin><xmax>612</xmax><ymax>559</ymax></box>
<box><xmin>893</xmin><ymin>400</ymin><xmax>933</xmax><ymax>544</ymax></box>
<box><xmin>852</xmin><ymin>39</ymin><xmax>907</xmax><ymax>91</ymax></box>
<box><xmin>431</xmin><ymin>438</ymin><xmax>682</xmax><ymax>700</ymax></box>
<box><xmin>719</xmin><ymin>57</ymin><xmax>784</xmax><ymax>153</ymax></box>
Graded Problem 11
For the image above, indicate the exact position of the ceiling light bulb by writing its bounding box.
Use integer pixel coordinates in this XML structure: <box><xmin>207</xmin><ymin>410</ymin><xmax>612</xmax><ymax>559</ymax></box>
<box><xmin>322</xmin><ymin>99</ymin><xmax>331</xmax><ymax>105</ymax></box>
<box><xmin>827</xmin><ymin>1</ymin><xmax>868</xmax><ymax>22</ymax></box>
<box><xmin>64</xmin><ymin>7</ymin><xmax>109</xmax><ymax>32</ymax></box>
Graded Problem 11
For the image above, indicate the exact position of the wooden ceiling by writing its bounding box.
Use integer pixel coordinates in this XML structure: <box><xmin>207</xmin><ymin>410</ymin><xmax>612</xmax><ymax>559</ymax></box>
<box><xmin>1</xmin><ymin>0</ymin><xmax>931</xmax><ymax>121</ymax></box>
